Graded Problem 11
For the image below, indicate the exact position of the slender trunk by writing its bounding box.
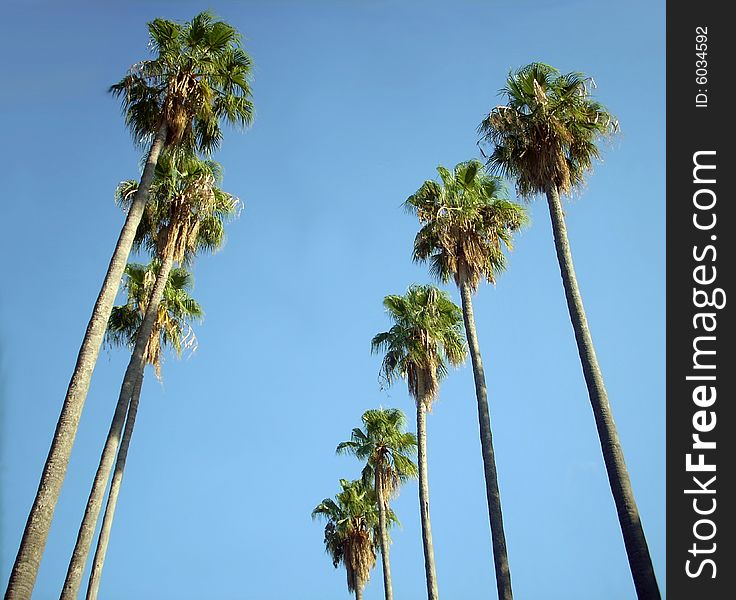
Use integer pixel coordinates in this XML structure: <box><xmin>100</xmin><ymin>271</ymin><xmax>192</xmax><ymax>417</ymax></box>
<box><xmin>4</xmin><ymin>122</ymin><xmax>168</xmax><ymax>600</ymax></box>
<box><xmin>415</xmin><ymin>377</ymin><xmax>439</xmax><ymax>600</ymax></box>
<box><xmin>545</xmin><ymin>185</ymin><xmax>660</xmax><ymax>599</ymax></box>
<box><xmin>458</xmin><ymin>275</ymin><xmax>513</xmax><ymax>600</ymax></box>
<box><xmin>85</xmin><ymin>371</ymin><xmax>144</xmax><ymax>600</ymax></box>
<box><xmin>355</xmin><ymin>586</ymin><xmax>363</xmax><ymax>600</ymax></box>
<box><xmin>60</xmin><ymin>253</ymin><xmax>175</xmax><ymax>600</ymax></box>
<box><xmin>375</xmin><ymin>469</ymin><xmax>393</xmax><ymax>600</ymax></box>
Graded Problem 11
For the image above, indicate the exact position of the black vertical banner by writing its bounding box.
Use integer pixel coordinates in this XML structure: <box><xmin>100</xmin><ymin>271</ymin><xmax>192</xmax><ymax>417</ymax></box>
<box><xmin>667</xmin><ymin>3</ymin><xmax>733</xmax><ymax>599</ymax></box>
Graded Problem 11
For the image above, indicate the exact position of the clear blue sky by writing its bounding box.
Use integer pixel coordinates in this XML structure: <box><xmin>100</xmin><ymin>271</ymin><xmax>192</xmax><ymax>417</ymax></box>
<box><xmin>1</xmin><ymin>1</ymin><xmax>665</xmax><ymax>598</ymax></box>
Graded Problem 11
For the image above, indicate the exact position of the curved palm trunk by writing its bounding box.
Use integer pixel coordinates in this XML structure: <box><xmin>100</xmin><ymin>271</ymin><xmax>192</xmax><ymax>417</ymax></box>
<box><xmin>60</xmin><ymin>253</ymin><xmax>175</xmax><ymax>600</ymax></box>
<box><xmin>416</xmin><ymin>377</ymin><xmax>439</xmax><ymax>600</ymax></box>
<box><xmin>4</xmin><ymin>122</ymin><xmax>168</xmax><ymax>600</ymax></box>
<box><xmin>458</xmin><ymin>277</ymin><xmax>512</xmax><ymax>600</ymax></box>
<box><xmin>85</xmin><ymin>372</ymin><xmax>144</xmax><ymax>600</ymax></box>
<box><xmin>545</xmin><ymin>185</ymin><xmax>659</xmax><ymax>600</ymax></box>
<box><xmin>375</xmin><ymin>470</ymin><xmax>393</xmax><ymax>600</ymax></box>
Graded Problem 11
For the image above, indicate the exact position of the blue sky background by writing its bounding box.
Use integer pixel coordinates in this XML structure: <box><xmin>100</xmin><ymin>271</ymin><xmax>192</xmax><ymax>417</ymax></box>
<box><xmin>1</xmin><ymin>1</ymin><xmax>665</xmax><ymax>598</ymax></box>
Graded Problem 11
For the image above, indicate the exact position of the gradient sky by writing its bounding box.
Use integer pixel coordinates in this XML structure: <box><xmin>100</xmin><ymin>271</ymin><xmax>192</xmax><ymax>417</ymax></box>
<box><xmin>0</xmin><ymin>1</ymin><xmax>665</xmax><ymax>599</ymax></box>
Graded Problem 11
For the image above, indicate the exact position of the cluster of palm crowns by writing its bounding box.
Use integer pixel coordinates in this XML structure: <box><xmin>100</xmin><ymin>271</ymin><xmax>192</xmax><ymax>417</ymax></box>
<box><xmin>309</xmin><ymin>62</ymin><xmax>659</xmax><ymax>600</ymax></box>
<box><xmin>5</xmin><ymin>12</ymin><xmax>253</xmax><ymax>600</ymax></box>
<box><xmin>3</xmin><ymin>11</ymin><xmax>659</xmax><ymax>600</ymax></box>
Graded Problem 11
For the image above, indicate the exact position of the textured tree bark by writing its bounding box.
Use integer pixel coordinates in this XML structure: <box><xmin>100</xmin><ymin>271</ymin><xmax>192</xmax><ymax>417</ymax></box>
<box><xmin>355</xmin><ymin>586</ymin><xmax>363</xmax><ymax>600</ymax></box>
<box><xmin>375</xmin><ymin>469</ymin><xmax>393</xmax><ymax>600</ymax></box>
<box><xmin>545</xmin><ymin>185</ymin><xmax>660</xmax><ymax>600</ymax></box>
<box><xmin>4</xmin><ymin>122</ymin><xmax>168</xmax><ymax>600</ymax></box>
<box><xmin>60</xmin><ymin>252</ymin><xmax>175</xmax><ymax>600</ymax></box>
<box><xmin>458</xmin><ymin>276</ymin><xmax>513</xmax><ymax>600</ymax></box>
<box><xmin>416</xmin><ymin>376</ymin><xmax>440</xmax><ymax>600</ymax></box>
<box><xmin>85</xmin><ymin>372</ymin><xmax>144</xmax><ymax>600</ymax></box>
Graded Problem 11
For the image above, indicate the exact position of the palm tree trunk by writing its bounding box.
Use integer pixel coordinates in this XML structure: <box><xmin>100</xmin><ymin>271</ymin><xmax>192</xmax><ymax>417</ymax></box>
<box><xmin>355</xmin><ymin>586</ymin><xmax>363</xmax><ymax>600</ymax></box>
<box><xmin>375</xmin><ymin>470</ymin><xmax>393</xmax><ymax>600</ymax></box>
<box><xmin>4</xmin><ymin>122</ymin><xmax>168</xmax><ymax>600</ymax></box>
<box><xmin>416</xmin><ymin>376</ymin><xmax>439</xmax><ymax>600</ymax></box>
<box><xmin>545</xmin><ymin>185</ymin><xmax>659</xmax><ymax>600</ymax></box>
<box><xmin>85</xmin><ymin>371</ymin><xmax>144</xmax><ymax>600</ymax></box>
<box><xmin>60</xmin><ymin>253</ymin><xmax>175</xmax><ymax>600</ymax></box>
<box><xmin>458</xmin><ymin>275</ymin><xmax>513</xmax><ymax>600</ymax></box>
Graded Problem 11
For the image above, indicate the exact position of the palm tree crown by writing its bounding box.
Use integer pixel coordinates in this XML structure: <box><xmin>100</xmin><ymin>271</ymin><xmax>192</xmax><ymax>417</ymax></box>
<box><xmin>371</xmin><ymin>285</ymin><xmax>466</xmax><ymax>409</ymax></box>
<box><xmin>111</xmin><ymin>10</ymin><xmax>254</xmax><ymax>153</ymax></box>
<box><xmin>478</xmin><ymin>62</ymin><xmax>617</xmax><ymax>197</ymax></box>
<box><xmin>312</xmin><ymin>479</ymin><xmax>382</xmax><ymax>596</ymax></box>
<box><xmin>406</xmin><ymin>160</ymin><xmax>527</xmax><ymax>292</ymax></box>
<box><xmin>337</xmin><ymin>408</ymin><xmax>418</xmax><ymax>500</ymax></box>
<box><xmin>106</xmin><ymin>262</ymin><xmax>203</xmax><ymax>378</ymax></box>
<box><xmin>116</xmin><ymin>152</ymin><xmax>240</xmax><ymax>266</ymax></box>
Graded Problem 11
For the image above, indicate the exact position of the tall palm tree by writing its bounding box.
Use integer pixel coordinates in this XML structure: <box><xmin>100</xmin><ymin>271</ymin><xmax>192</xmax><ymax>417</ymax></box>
<box><xmin>5</xmin><ymin>13</ymin><xmax>252</xmax><ymax>599</ymax></box>
<box><xmin>371</xmin><ymin>285</ymin><xmax>466</xmax><ymax>600</ymax></box>
<box><xmin>478</xmin><ymin>63</ymin><xmax>659</xmax><ymax>599</ymax></box>
<box><xmin>312</xmin><ymin>479</ymin><xmax>382</xmax><ymax>600</ymax></box>
<box><xmin>85</xmin><ymin>263</ymin><xmax>202</xmax><ymax>600</ymax></box>
<box><xmin>61</xmin><ymin>154</ymin><xmax>238</xmax><ymax>600</ymax></box>
<box><xmin>337</xmin><ymin>408</ymin><xmax>418</xmax><ymax>600</ymax></box>
<box><xmin>405</xmin><ymin>160</ymin><xmax>527</xmax><ymax>600</ymax></box>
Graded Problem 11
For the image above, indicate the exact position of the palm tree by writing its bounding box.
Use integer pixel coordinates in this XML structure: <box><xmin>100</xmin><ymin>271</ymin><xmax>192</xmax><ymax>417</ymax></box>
<box><xmin>61</xmin><ymin>154</ymin><xmax>238</xmax><ymax>600</ymax></box>
<box><xmin>84</xmin><ymin>263</ymin><xmax>202</xmax><ymax>600</ymax></box>
<box><xmin>5</xmin><ymin>13</ymin><xmax>252</xmax><ymax>599</ymax></box>
<box><xmin>371</xmin><ymin>285</ymin><xmax>466</xmax><ymax>600</ymax></box>
<box><xmin>312</xmin><ymin>479</ymin><xmax>382</xmax><ymax>600</ymax></box>
<box><xmin>405</xmin><ymin>160</ymin><xmax>527</xmax><ymax>600</ymax></box>
<box><xmin>337</xmin><ymin>408</ymin><xmax>418</xmax><ymax>600</ymax></box>
<box><xmin>478</xmin><ymin>63</ymin><xmax>659</xmax><ymax>599</ymax></box>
